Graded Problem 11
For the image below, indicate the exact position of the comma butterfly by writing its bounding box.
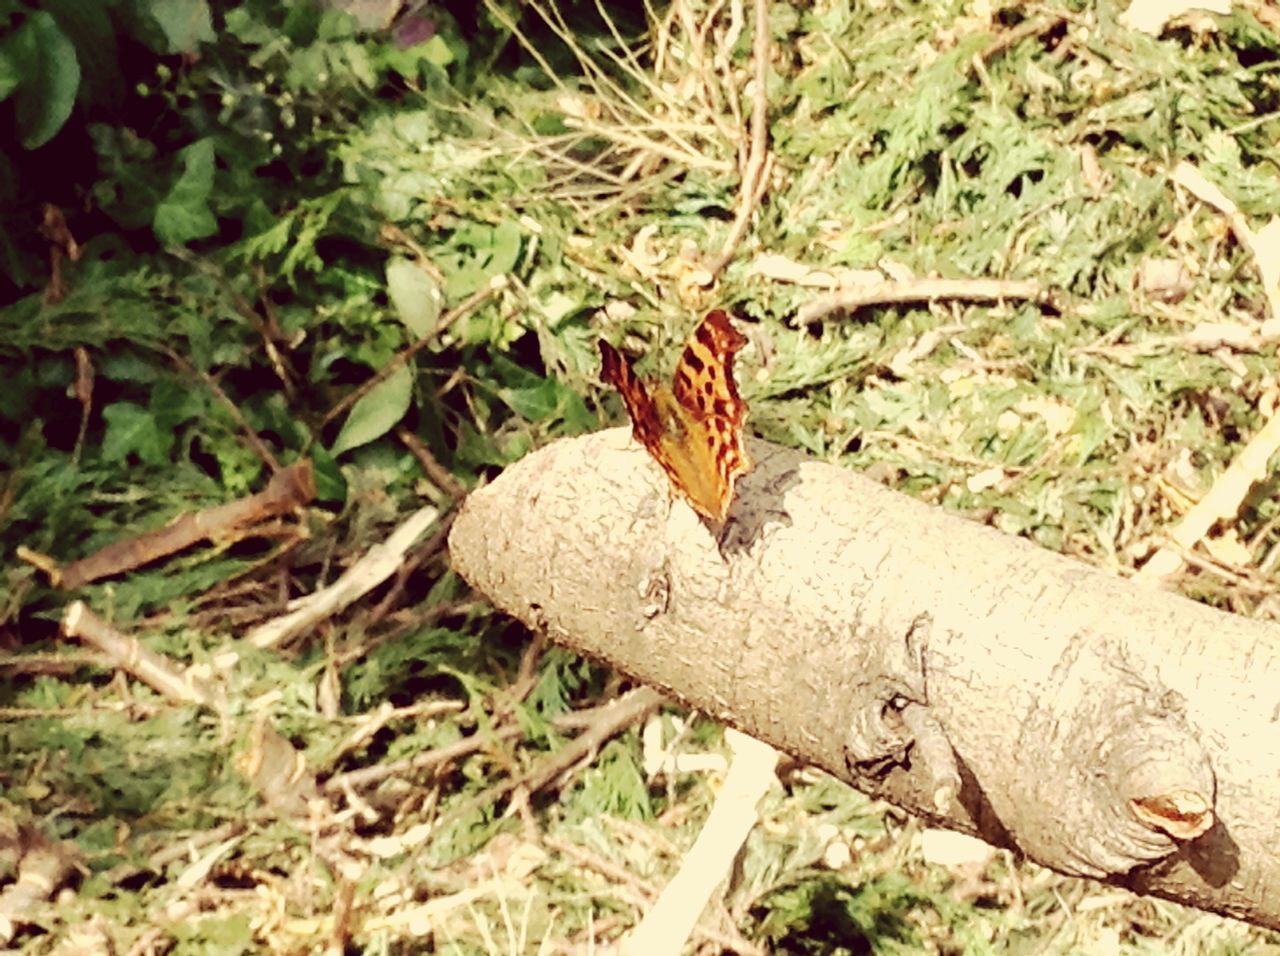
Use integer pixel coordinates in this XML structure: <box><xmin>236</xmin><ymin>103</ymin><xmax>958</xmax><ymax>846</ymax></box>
<box><xmin>598</xmin><ymin>310</ymin><xmax>752</xmax><ymax>523</ymax></box>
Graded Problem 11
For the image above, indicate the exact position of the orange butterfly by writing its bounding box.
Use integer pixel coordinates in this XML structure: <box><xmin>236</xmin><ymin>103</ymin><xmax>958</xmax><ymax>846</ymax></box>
<box><xmin>599</xmin><ymin>310</ymin><xmax>751</xmax><ymax>523</ymax></box>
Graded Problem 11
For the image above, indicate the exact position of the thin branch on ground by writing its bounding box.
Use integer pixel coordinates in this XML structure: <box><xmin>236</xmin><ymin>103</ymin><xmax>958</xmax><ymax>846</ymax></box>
<box><xmin>168</xmin><ymin>347</ymin><xmax>281</xmax><ymax>472</ymax></box>
<box><xmin>707</xmin><ymin>0</ymin><xmax>771</xmax><ymax>278</ymax></box>
<box><xmin>0</xmin><ymin>826</ymin><xmax>81</xmax><ymax>945</ymax></box>
<box><xmin>544</xmin><ymin>834</ymin><xmax>767</xmax><ymax>956</ymax></box>
<box><xmin>322</xmin><ymin>722</ymin><xmax>525</xmax><ymax>794</ymax></box>
<box><xmin>61</xmin><ymin>601</ymin><xmax>221</xmax><ymax>710</ymax></box>
<box><xmin>972</xmin><ymin>12</ymin><xmax>1070</xmax><ymax>67</ymax></box>
<box><xmin>22</xmin><ymin>460</ymin><xmax>314</xmax><ymax>590</ymax></box>
<box><xmin>247</xmin><ymin>504</ymin><xmax>442</xmax><ymax>649</ymax></box>
<box><xmin>793</xmin><ymin>277</ymin><xmax>1050</xmax><ymax>326</ymax></box>
<box><xmin>368</xmin><ymin>508</ymin><xmax>458</xmax><ymax>623</ymax></box>
<box><xmin>623</xmin><ymin>728</ymin><xmax>778</xmax><ymax>956</ymax></box>
<box><xmin>1137</xmin><ymin>164</ymin><xmax>1280</xmax><ymax>582</ymax></box>
<box><xmin>322</xmin><ymin>275</ymin><xmax>508</xmax><ymax>427</ymax></box>
<box><xmin>407</xmin><ymin>688</ymin><xmax>665</xmax><ymax>834</ymax></box>
<box><xmin>1140</xmin><ymin>411</ymin><xmax>1280</xmax><ymax>583</ymax></box>
<box><xmin>166</xmin><ymin>247</ymin><xmax>298</xmax><ymax>400</ymax></box>
<box><xmin>397</xmin><ymin>426</ymin><xmax>468</xmax><ymax>500</ymax></box>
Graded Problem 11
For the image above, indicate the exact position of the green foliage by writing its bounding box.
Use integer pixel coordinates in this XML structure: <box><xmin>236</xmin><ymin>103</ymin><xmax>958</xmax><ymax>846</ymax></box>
<box><xmin>331</xmin><ymin>364</ymin><xmax>413</xmax><ymax>456</ymax></box>
<box><xmin>152</xmin><ymin>137</ymin><xmax>218</xmax><ymax>245</ymax></box>
<box><xmin>2</xmin><ymin>10</ymin><xmax>79</xmax><ymax>149</ymax></box>
<box><xmin>2</xmin><ymin>0</ymin><xmax>1280</xmax><ymax>952</ymax></box>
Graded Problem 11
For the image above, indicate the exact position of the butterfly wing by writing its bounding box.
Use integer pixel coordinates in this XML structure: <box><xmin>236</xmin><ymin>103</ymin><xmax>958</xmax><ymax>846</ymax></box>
<box><xmin>599</xmin><ymin>340</ymin><xmax>664</xmax><ymax>452</ymax></box>
<box><xmin>669</xmin><ymin>310</ymin><xmax>751</xmax><ymax>521</ymax></box>
<box><xmin>600</xmin><ymin>311</ymin><xmax>751</xmax><ymax>523</ymax></box>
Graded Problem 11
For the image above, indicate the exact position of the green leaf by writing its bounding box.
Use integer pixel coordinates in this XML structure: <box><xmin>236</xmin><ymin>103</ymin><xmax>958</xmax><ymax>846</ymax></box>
<box><xmin>385</xmin><ymin>257</ymin><xmax>441</xmax><ymax>338</ymax></box>
<box><xmin>146</xmin><ymin>0</ymin><xmax>214</xmax><ymax>53</ymax></box>
<box><xmin>153</xmin><ymin>138</ymin><xmax>218</xmax><ymax>245</ymax></box>
<box><xmin>41</xmin><ymin>0</ymin><xmax>123</xmax><ymax>111</ymax></box>
<box><xmin>102</xmin><ymin>402</ymin><xmax>172</xmax><ymax>465</ymax></box>
<box><xmin>0</xmin><ymin>50</ymin><xmax>19</xmax><ymax>102</ymax></box>
<box><xmin>5</xmin><ymin>11</ymin><xmax>80</xmax><ymax>149</ymax></box>
<box><xmin>331</xmin><ymin>364</ymin><xmax>413</xmax><ymax>456</ymax></box>
<box><xmin>421</xmin><ymin>34</ymin><xmax>453</xmax><ymax>67</ymax></box>
<box><xmin>309</xmin><ymin>445</ymin><xmax>347</xmax><ymax>503</ymax></box>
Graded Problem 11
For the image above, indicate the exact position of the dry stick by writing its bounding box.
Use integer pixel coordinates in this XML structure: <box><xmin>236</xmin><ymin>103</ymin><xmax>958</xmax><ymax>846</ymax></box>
<box><xmin>391</xmin><ymin>688</ymin><xmax>664</xmax><ymax>830</ymax></box>
<box><xmin>322</xmin><ymin>723</ymin><xmax>525</xmax><ymax>794</ymax></box>
<box><xmin>61</xmin><ymin>602</ymin><xmax>220</xmax><ymax>710</ymax></box>
<box><xmin>544</xmin><ymin>835</ymin><xmax>767</xmax><ymax>956</ymax></box>
<box><xmin>397</xmin><ymin>426</ymin><xmax>468</xmax><ymax>500</ymax></box>
<box><xmin>522</xmin><ymin>686</ymin><xmax>664</xmax><ymax>794</ymax></box>
<box><xmin>1140</xmin><ymin>392</ymin><xmax>1280</xmax><ymax>583</ymax></box>
<box><xmin>622</xmin><ymin>728</ymin><xmax>778</xmax><ymax>956</ymax></box>
<box><xmin>706</xmin><ymin>0</ymin><xmax>771</xmax><ymax>278</ymax></box>
<box><xmin>33</xmin><ymin>460</ymin><xmax>314</xmax><ymax>590</ymax></box>
<box><xmin>166</xmin><ymin>247</ymin><xmax>297</xmax><ymax>400</ymax></box>
<box><xmin>0</xmin><ymin>829</ymin><xmax>79</xmax><ymax>945</ymax></box>
<box><xmin>322</xmin><ymin>275</ymin><xmax>508</xmax><ymax>428</ymax></box>
<box><xmin>367</xmin><ymin>509</ymin><xmax>458</xmax><ymax>623</ymax></box>
<box><xmin>793</xmin><ymin>277</ymin><xmax>1048</xmax><ymax>327</ymax></box>
<box><xmin>72</xmin><ymin>346</ymin><xmax>93</xmax><ymax>463</ymax></box>
<box><xmin>1138</xmin><ymin>163</ymin><xmax>1280</xmax><ymax>583</ymax></box>
<box><xmin>973</xmin><ymin>11</ymin><xmax>1069</xmax><ymax>67</ymax></box>
<box><xmin>1172</xmin><ymin>161</ymin><xmax>1280</xmax><ymax>332</ymax></box>
<box><xmin>168</xmin><ymin>348</ymin><xmax>281</xmax><ymax>472</ymax></box>
<box><xmin>246</xmin><ymin>504</ymin><xmax>442</xmax><ymax>649</ymax></box>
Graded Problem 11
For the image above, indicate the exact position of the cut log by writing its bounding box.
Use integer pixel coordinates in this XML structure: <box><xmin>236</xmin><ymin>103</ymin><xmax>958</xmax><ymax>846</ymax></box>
<box><xmin>448</xmin><ymin>428</ymin><xmax>1280</xmax><ymax>930</ymax></box>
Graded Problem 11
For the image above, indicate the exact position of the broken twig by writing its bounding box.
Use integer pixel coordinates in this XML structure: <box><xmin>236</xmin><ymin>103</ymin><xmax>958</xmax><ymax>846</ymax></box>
<box><xmin>707</xmin><ymin>0</ymin><xmax>771</xmax><ymax>278</ymax></box>
<box><xmin>794</xmin><ymin>277</ymin><xmax>1048</xmax><ymax>326</ymax></box>
<box><xmin>27</xmin><ymin>460</ymin><xmax>314</xmax><ymax>590</ymax></box>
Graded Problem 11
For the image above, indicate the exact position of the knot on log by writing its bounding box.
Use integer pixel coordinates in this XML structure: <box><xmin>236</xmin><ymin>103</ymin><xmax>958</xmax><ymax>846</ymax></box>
<box><xmin>1002</xmin><ymin>646</ymin><xmax>1215</xmax><ymax>878</ymax></box>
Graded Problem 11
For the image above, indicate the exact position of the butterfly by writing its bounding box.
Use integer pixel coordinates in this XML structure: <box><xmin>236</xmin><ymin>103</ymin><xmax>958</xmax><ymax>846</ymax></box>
<box><xmin>598</xmin><ymin>310</ymin><xmax>751</xmax><ymax>523</ymax></box>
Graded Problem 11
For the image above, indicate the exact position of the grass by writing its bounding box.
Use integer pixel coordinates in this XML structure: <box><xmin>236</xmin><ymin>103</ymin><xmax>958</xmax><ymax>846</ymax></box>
<box><xmin>2</xmin><ymin>0</ymin><xmax>1280</xmax><ymax>952</ymax></box>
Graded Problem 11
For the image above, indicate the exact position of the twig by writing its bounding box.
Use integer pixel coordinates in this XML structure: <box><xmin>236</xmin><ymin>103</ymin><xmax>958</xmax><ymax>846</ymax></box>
<box><xmin>61</xmin><ymin>602</ymin><xmax>220</xmax><ymax>709</ymax></box>
<box><xmin>368</xmin><ymin>509</ymin><xmax>458</xmax><ymax>622</ymax></box>
<box><xmin>1172</xmin><ymin>160</ymin><xmax>1280</xmax><ymax>324</ymax></box>
<box><xmin>397</xmin><ymin>427</ymin><xmax>467</xmax><ymax>500</ymax></box>
<box><xmin>1139</xmin><ymin>411</ymin><xmax>1280</xmax><ymax>583</ymax></box>
<box><xmin>166</xmin><ymin>247</ymin><xmax>297</xmax><ymax>400</ymax></box>
<box><xmin>72</xmin><ymin>346</ymin><xmax>93</xmax><ymax>463</ymax></box>
<box><xmin>793</xmin><ymin>277</ymin><xmax>1049</xmax><ymax>327</ymax></box>
<box><xmin>972</xmin><ymin>11</ymin><xmax>1068</xmax><ymax>67</ymax></box>
<box><xmin>0</xmin><ymin>826</ymin><xmax>80</xmax><ymax>945</ymax></box>
<box><xmin>707</xmin><ymin>0</ymin><xmax>771</xmax><ymax>278</ymax></box>
<box><xmin>622</xmin><ymin>728</ymin><xmax>777</xmax><ymax>956</ymax></box>
<box><xmin>246</xmin><ymin>504</ymin><xmax>442</xmax><ymax>649</ymax></box>
<box><xmin>333</xmin><ymin>598</ymin><xmax>478</xmax><ymax>668</ymax></box>
<box><xmin>392</xmin><ymin>688</ymin><xmax>664</xmax><ymax>828</ymax></box>
<box><xmin>523</xmin><ymin>686</ymin><xmax>664</xmax><ymax>795</ymax></box>
<box><xmin>167</xmin><ymin>347</ymin><xmax>281</xmax><ymax>472</ymax></box>
<box><xmin>25</xmin><ymin>460</ymin><xmax>314</xmax><ymax>590</ymax></box>
<box><xmin>1135</xmin><ymin>163</ymin><xmax>1280</xmax><ymax>582</ymax></box>
<box><xmin>322</xmin><ymin>722</ymin><xmax>524</xmax><ymax>794</ymax></box>
<box><xmin>322</xmin><ymin>275</ymin><xmax>508</xmax><ymax>427</ymax></box>
<box><xmin>39</xmin><ymin>203</ymin><xmax>80</xmax><ymax>305</ymax></box>
<box><xmin>544</xmin><ymin>834</ymin><xmax>767</xmax><ymax>956</ymax></box>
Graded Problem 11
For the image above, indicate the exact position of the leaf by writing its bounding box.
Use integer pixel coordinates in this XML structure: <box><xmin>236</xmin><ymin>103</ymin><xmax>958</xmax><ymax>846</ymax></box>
<box><xmin>0</xmin><ymin>49</ymin><xmax>19</xmax><ymax>102</ymax></box>
<box><xmin>385</xmin><ymin>257</ymin><xmax>442</xmax><ymax>338</ymax></box>
<box><xmin>41</xmin><ymin>0</ymin><xmax>123</xmax><ymax>111</ymax></box>
<box><xmin>102</xmin><ymin>401</ymin><xmax>172</xmax><ymax>465</ymax></box>
<box><xmin>331</xmin><ymin>364</ymin><xmax>413</xmax><ymax>456</ymax></box>
<box><xmin>145</xmin><ymin>0</ymin><xmax>214</xmax><ymax>53</ymax></box>
<box><xmin>153</xmin><ymin>138</ymin><xmax>218</xmax><ymax>245</ymax></box>
<box><xmin>5</xmin><ymin>11</ymin><xmax>80</xmax><ymax>149</ymax></box>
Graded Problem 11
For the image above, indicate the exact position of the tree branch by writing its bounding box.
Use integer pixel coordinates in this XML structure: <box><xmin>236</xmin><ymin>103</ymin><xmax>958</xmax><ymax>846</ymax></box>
<box><xmin>448</xmin><ymin>429</ymin><xmax>1280</xmax><ymax>931</ymax></box>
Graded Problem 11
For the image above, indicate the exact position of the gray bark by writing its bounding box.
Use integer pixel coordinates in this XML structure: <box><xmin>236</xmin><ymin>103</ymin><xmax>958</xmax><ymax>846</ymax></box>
<box><xmin>447</xmin><ymin>428</ymin><xmax>1280</xmax><ymax>930</ymax></box>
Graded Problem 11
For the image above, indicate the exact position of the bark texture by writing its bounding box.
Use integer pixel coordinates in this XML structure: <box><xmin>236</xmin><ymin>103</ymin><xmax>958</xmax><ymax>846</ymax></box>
<box><xmin>447</xmin><ymin>429</ymin><xmax>1280</xmax><ymax>929</ymax></box>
